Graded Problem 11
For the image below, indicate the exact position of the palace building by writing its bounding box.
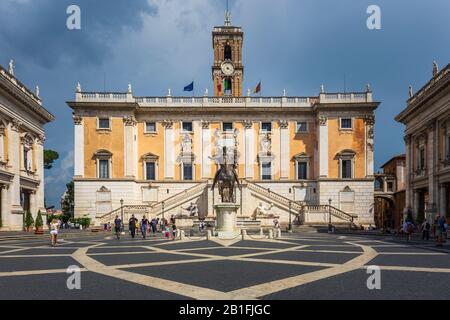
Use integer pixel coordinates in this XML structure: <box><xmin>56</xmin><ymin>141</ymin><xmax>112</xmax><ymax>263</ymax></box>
<box><xmin>396</xmin><ymin>61</ymin><xmax>450</xmax><ymax>223</ymax></box>
<box><xmin>68</xmin><ymin>13</ymin><xmax>379</xmax><ymax>227</ymax></box>
<box><xmin>0</xmin><ymin>62</ymin><xmax>54</xmax><ymax>231</ymax></box>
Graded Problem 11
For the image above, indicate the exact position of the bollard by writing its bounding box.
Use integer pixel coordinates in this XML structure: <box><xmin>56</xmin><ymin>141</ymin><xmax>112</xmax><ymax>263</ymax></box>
<box><xmin>206</xmin><ymin>230</ymin><xmax>212</xmax><ymax>240</ymax></box>
<box><xmin>241</xmin><ymin>229</ymin><xmax>248</xmax><ymax>240</ymax></box>
<box><xmin>260</xmin><ymin>228</ymin><xmax>264</xmax><ymax>237</ymax></box>
<box><xmin>276</xmin><ymin>228</ymin><xmax>282</xmax><ymax>238</ymax></box>
<box><xmin>180</xmin><ymin>230</ymin><xmax>185</xmax><ymax>240</ymax></box>
<box><xmin>268</xmin><ymin>229</ymin><xmax>274</xmax><ymax>239</ymax></box>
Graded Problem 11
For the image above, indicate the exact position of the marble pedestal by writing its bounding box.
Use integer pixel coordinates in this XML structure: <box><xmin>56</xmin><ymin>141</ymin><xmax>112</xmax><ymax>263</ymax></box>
<box><xmin>214</xmin><ymin>203</ymin><xmax>240</xmax><ymax>239</ymax></box>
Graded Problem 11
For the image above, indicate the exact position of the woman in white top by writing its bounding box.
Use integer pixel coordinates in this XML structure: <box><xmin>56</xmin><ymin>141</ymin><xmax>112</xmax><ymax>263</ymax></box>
<box><xmin>50</xmin><ymin>219</ymin><xmax>60</xmax><ymax>247</ymax></box>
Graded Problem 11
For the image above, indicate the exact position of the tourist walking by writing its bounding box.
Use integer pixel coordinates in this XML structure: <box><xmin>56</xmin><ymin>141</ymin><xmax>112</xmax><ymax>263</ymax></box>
<box><xmin>422</xmin><ymin>220</ymin><xmax>431</xmax><ymax>241</ymax></box>
<box><xmin>129</xmin><ymin>214</ymin><xmax>138</xmax><ymax>239</ymax></box>
<box><xmin>172</xmin><ymin>223</ymin><xmax>177</xmax><ymax>240</ymax></box>
<box><xmin>114</xmin><ymin>216</ymin><xmax>122</xmax><ymax>240</ymax></box>
<box><xmin>151</xmin><ymin>218</ymin><xmax>157</xmax><ymax>236</ymax></box>
<box><xmin>403</xmin><ymin>220</ymin><xmax>414</xmax><ymax>242</ymax></box>
<box><xmin>437</xmin><ymin>215</ymin><xmax>447</xmax><ymax>247</ymax></box>
<box><xmin>50</xmin><ymin>218</ymin><xmax>60</xmax><ymax>247</ymax></box>
<box><xmin>141</xmin><ymin>216</ymin><xmax>149</xmax><ymax>239</ymax></box>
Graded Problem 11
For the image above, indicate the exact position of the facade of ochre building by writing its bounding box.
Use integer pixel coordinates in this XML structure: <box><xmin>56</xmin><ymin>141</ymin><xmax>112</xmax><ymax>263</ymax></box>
<box><xmin>0</xmin><ymin>63</ymin><xmax>54</xmax><ymax>231</ymax></box>
<box><xmin>396</xmin><ymin>61</ymin><xmax>450</xmax><ymax>223</ymax></box>
<box><xmin>68</xmin><ymin>18</ymin><xmax>379</xmax><ymax>227</ymax></box>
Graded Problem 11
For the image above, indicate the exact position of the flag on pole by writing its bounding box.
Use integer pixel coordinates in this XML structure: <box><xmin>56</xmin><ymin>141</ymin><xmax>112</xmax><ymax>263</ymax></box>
<box><xmin>184</xmin><ymin>81</ymin><xmax>194</xmax><ymax>92</ymax></box>
<box><xmin>254</xmin><ymin>82</ymin><xmax>261</xmax><ymax>94</ymax></box>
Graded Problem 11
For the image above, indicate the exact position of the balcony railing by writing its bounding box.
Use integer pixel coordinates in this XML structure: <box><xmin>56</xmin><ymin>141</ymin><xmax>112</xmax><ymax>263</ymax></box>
<box><xmin>75</xmin><ymin>92</ymin><xmax>373</xmax><ymax>107</ymax></box>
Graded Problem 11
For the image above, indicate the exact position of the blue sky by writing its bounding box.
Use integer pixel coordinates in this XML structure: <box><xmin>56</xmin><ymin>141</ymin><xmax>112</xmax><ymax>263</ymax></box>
<box><xmin>0</xmin><ymin>0</ymin><xmax>449</xmax><ymax>208</ymax></box>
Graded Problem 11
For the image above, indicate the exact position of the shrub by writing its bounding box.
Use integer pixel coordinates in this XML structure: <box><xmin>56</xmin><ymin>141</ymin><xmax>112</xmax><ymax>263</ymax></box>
<box><xmin>25</xmin><ymin>210</ymin><xmax>34</xmax><ymax>229</ymax></box>
<box><xmin>35</xmin><ymin>211</ymin><xmax>43</xmax><ymax>229</ymax></box>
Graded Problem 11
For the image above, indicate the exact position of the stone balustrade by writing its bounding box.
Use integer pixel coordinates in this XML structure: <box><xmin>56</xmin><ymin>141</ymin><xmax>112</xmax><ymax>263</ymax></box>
<box><xmin>75</xmin><ymin>92</ymin><xmax>373</xmax><ymax>107</ymax></box>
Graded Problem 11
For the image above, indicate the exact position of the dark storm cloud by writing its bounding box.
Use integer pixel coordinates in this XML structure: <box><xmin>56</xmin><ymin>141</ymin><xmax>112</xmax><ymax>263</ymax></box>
<box><xmin>0</xmin><ymin>0</ymin><xmax>156</xmax><ymax>68</ymax></box>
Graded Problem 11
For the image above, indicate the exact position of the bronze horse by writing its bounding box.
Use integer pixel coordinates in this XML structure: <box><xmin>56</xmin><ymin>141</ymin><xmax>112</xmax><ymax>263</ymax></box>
<box><xmin>212</xmin><ymin>147</ymin><xmax>241</xmax><ymax>203</ymax></box>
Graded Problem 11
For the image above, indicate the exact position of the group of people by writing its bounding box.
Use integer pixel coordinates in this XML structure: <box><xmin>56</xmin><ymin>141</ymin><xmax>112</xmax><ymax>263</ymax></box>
<box><xmin>401</xmin><ymin>214</ymin><xmax>448</xmax><ymax>246</ymax></box>
<box><xmin>113</xmin><ymin>215</ymin><xmax>177</xmax><ymax>240</ymax></box>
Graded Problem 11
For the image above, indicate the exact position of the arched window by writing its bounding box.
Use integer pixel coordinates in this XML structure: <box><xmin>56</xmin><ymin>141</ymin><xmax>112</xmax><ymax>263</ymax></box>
<box><xmin>224</xmin><ymin>45</ymin><xmax>232</xmax><ymax>61</ymax></box>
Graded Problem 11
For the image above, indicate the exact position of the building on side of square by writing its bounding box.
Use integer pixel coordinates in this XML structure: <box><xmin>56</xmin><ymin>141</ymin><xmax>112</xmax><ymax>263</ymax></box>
<box><xmin>374</xmin><ymin>155</ymin><xmax>406</xmax><ymax>230</ymax></box>
<box><xmin>0</xmin><ymin>62</ymin><xmax>54</xmax><ymax>231</ymax></box>
<box><xmin>396</xmin><ymin>61</ymin><xmax>450</xmax><ymax>223</ymax></box>
<box><xmin>68</xmin><ymin>14</ymin><xmax>379</xmax><ymax>227</ymax></box>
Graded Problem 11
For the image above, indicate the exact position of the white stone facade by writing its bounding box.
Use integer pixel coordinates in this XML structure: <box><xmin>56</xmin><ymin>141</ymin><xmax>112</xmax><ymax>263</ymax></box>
<box><xmin>0</xmin><ymin>64</ymin><xmax>54</xmax><ymax>231</ymax></box>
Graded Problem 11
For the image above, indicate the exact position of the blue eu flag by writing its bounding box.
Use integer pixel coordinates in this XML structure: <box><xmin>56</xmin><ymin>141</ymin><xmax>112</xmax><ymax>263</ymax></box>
<box><xmin>184</xmin><ymin>81</ymin><xmax>194</xmax><ymax>92</ymax></box>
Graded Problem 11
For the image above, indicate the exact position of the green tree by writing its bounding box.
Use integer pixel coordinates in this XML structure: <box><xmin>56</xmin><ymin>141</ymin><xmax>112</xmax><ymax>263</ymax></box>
<box><xmin>25</xmin><ymin>210</ymin><xmax>34</xmax><ymax>229</ymax></box>
<box><xmin>44</xmin><ymin>150</ymin><xmax>59</xmax><ymax>170</ymax></box>
<box><xmin>61</xmin><ymin>181</ymin><xmax>75</xmax><ymax>217</ymax></box>
<box><xmin>35</xmin><ymin>211</ymin><xmax>44</xmax><ymax>229</ymax></box>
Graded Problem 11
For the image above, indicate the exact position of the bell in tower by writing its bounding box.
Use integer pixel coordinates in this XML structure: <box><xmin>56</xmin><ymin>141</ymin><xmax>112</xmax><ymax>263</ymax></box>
<box><xmin>212</xmin><ymin>6</ymin><xmax>244</xmax><ymax>97</ymax></box>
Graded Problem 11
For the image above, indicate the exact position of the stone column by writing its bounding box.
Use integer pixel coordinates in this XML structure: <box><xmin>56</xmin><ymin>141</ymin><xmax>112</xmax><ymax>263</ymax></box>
<box><xmin>201</xmin><ymin>121</ymin><xmax>211</xmax><ymax>179</ymax></box>
<box><xmin>439</xmin><ymin>185</ymin><xmax>447</xmax><ymax>220</ymax></box>
<box><xmin>427</xmin><ymin>121</ymin><xmax>437</xmax><ymax>215</ymax></box>
<box><xmin>413</xmin><ymin>191</ymin><xmax>420</xmax><ymax>220</ymax></box>
<box><xmin>163</xmin><ymin>121</ymin><xmax>175</xmax><ymax>179</ymax></box>
<box><xmin>318</xmin><ymin>116</ymin><xmax>329</xmax><ymax>177</ymax></box>
<box><xmin>404</xmin><ymin>135</ymin><xmax>412</xmax><ymax>210</ymax></box>
<box><xmin>73</xmin><ymin>116</ymin><xmax>84</xmax><ymax>177</ymax></box>
<box><xmin>244</xmin><ymin>121</ymin><xmax>254</xmax><ymax>179</ymax></box>
<box><xmin>0</xmin><ymin>186</ymin><xmax>9</xmax><ymax>228</ymax></box>
<box><xmin>365</xmin><ymin>115</ymin><xmax>375</xmax><ymax>177</ymax></box>
<box><xmin>123</xmin><ymin>116</ymin><xmax>137</xmax><ymax>178</ymax></box>
<box><xmin>279</xmin><ymin>121</ymin><xmax>290</xmax><ymax>180</ymax></box>
<box><xmin>35</xmin><ymin>135</ymin><xmax>46</xmax><ymax>213</ymax></box>
<box><xmin>8</xmin><ymin>120</ymin><xmax>22</xmax><ymax>214</ymax></box>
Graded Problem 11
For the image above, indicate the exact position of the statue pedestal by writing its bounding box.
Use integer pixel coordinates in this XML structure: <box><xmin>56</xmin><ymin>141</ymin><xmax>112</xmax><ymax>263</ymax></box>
<box><xmin>175</xmin><ymin>216</ymin><xmax>195</xmax><ymax>229</ymax></box>
<box><xmin>214</xmin><ymin>203</ymin><xmax>240</xmax><ymax>239</ymax></box>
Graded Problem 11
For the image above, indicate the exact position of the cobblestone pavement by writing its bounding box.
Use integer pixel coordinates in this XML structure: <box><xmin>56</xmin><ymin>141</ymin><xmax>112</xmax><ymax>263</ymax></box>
<box><xmin>0</xmin><ymin>231</ymin><xmax>449</xmax><ymax>300</ymax></box>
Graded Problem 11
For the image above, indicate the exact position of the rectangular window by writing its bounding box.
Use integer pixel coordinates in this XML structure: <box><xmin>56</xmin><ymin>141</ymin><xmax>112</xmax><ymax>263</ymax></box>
<box><xmin>145</xmin><ymin>122</ymin><xmax>156</xmax><ymax>133</ymax></box>
<box><xmin>297</xmin><ymin>162</ymin><xmax>308</xmax><ymax>180</ymax></box>
<box><xmin>223</xmin><ymin>122</ymin><xmax>233</xmax><ymax>132</ymax></box>
<box><xmin>261</xmin><ymin>122</ymin><xmax>272</xmax><ymax>133</ymax></box>
<box><xmin>23</xmin><ymin>147</ymin><xmax>28</xmax><ymax>170</ymax></box>
<box><xmin>418</xmin><ymin>148</ymin><xmax>425</xmax><ymax>170</ymax></box>
<box><xmin>99</xmin><ymin>160</ymin><xmax>110</xmax><ymax>179</ymax></box>
<box><xmin>98</xmin><ymin>118</ymin><xmax>111</xmax><ymax>130</ymax></box>
<box><xmin>182</xmin><ymin>122</ymin><xmax>193</xmax><ymax>133</ymax></box>
<box><xmin>340</xmin><ymin>118</ymin><xmax>353</xmax><ymax>130</ymax></box>
<box><xmin>262</xmin><ymin>162</ymin><xmax>272</xmax><ymax>180</ymax></box>
<box><xmin>446</xmin><ymin>135</ymin><xmax>450</xmax><ymax>160</ymax></box>
<box><xmin>146</xmin><ymin>162</ymin><xmax>156</xmax><ymax>181</ymax></box>
<box><xmin>183</xmin><ymin>164</ymin><xmax>193</xmax><ymax>181</ymax></box>
<box><xmin>296</xmin><ymin>121</ymin><xmax>308</xmax><ymax>133</ymax></box>
<box><xmin>341</xmin><ymin>159</ymin><xmax>352</xmax><ymax>179</ymax></box>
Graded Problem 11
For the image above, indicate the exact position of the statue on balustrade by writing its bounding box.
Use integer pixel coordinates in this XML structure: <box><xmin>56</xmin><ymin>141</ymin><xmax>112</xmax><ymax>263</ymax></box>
<box><xmin>212</xmin><ymin>146</ymin><xmax>241</xmax><ymax>203</ymax></box>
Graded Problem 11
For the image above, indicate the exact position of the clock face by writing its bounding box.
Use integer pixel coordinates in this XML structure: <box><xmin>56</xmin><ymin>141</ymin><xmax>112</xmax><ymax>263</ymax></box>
<box><xmin>221</xmin><ymin>62</ymin><xmax>235</xmax><ymax>76</ymax></box>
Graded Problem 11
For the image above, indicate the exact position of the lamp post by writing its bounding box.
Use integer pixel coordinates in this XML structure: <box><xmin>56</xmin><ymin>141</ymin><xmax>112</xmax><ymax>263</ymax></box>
<box><xmin>120</xmin><ymin>199</ymin><xmax>124</xmax><ymax>232</ymax></box>
<box><xmin>288</xmin><ymin>201</ymin><xmax>292</xmax><ymax>232</ymax></box>
<box><xmin>328</xmin><ymin>198</ymin><xmax>332</xmax><ymax>233</ymax></box>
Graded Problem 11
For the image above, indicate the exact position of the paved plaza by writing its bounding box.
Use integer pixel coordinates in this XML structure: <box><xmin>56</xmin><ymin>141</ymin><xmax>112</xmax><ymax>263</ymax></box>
<box><xmin>0</xmin><ymin>231</ymin><xmax>449</xmax><ymax>300</ymax></box>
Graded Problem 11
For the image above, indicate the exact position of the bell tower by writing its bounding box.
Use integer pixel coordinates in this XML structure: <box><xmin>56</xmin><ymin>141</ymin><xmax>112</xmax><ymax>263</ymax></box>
<box><xmin>212</xmin><ymin>9</ymin><xmax>244</xmax><ymax>97</ymax></box>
